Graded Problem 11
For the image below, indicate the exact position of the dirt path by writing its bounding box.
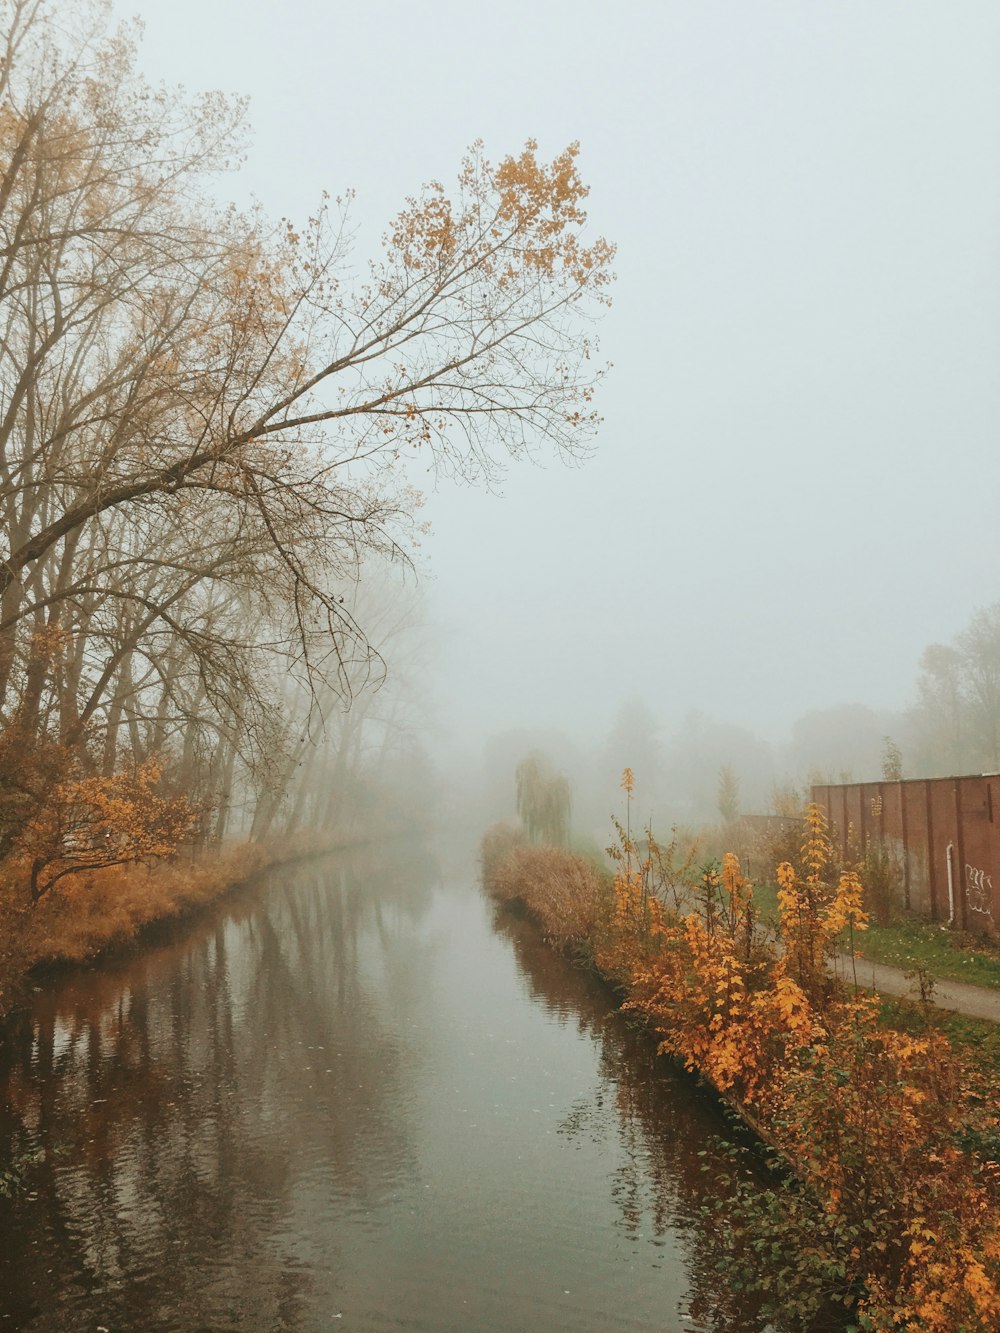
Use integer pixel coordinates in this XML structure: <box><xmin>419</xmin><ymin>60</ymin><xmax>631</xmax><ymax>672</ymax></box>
<box><xmin>832</xmin><ymin>953</ymin><xmax>1000</xmax><ymax>1024</ymax></box>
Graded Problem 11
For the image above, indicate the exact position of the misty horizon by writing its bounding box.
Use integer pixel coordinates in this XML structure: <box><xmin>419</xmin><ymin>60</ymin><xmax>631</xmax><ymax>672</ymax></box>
<box><xmin>119</xmin><ymin>0</ymin><xmax>1000</xmax><ymax>809</ymax></box>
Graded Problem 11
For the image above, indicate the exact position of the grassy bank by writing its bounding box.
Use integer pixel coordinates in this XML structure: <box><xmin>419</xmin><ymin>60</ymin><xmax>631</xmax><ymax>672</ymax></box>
<box><xmin>482</xmin><ymin>820</ymin><xmax>1000</xmax><ymax>1332</ymax></box>
<box><xmin>854</xmin><ymin>918</ymin><xmax>1000</xmax><ymax>989</ymax></box>
<box><xmin>0</xmin><ymin>830</ymin><xmax>358</xmax><ymax>1017</ymax></box>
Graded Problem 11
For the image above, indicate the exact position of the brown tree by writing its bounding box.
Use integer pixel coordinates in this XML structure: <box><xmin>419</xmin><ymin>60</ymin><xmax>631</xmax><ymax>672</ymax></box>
<box><xmin>0</xmin><ymin>0</ymin><xmax>614</xmax><ymax>851</ymax></box>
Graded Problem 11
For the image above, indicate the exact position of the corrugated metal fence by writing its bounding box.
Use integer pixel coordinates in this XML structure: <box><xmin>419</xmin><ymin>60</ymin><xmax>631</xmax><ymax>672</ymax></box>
<box><xmin>811</xmin><ymin>776</ymin><xmax>999</xmax><ymax>937</ymax></box>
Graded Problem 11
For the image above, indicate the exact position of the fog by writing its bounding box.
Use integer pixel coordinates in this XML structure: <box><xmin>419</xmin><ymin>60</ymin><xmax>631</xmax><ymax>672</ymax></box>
<box><xmin>124</xmin><ymin>0</ymin><xmax>1000</xmax><ymax>827</ymax></box>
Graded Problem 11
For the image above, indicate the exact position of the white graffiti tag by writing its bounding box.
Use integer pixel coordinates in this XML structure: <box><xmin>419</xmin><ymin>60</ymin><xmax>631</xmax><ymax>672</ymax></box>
<box><xmin>965</xmin><ymin>863</ymin><xmax>994</xmax><ymax>917</ymax></box>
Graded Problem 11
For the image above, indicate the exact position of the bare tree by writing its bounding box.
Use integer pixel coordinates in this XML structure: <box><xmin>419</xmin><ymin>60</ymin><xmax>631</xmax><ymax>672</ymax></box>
<box><xmin>956</xmin><ymin>605</ymin><xmax>1000</xmax><ymax>770</ymax></box>
<box><xmin>0</xmin><ymin>0</ymin><xmax>614</xmax><ymax>853</ymax></box>
<box><xmin>909</xmin><ymin>611</ymin><xmax>1000</xmax><ymax>776</ymax></box>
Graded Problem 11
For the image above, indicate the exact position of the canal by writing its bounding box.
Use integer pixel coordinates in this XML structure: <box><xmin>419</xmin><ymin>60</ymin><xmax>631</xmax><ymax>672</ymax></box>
<box><xmin>0</xmin><ymin>842</ymin><xmax>770</xmax><ymax>1331</ymax></box>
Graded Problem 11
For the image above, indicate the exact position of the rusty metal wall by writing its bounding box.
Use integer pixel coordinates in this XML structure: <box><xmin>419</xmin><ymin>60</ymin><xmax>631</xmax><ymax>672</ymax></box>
<box><xmin>811</xmin><ymin>775</ymin><xmax>1000</xmax><ymax>937</ymax></box>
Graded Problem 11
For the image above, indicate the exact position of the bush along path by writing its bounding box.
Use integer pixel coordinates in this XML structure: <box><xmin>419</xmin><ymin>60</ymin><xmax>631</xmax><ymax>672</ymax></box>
<box><xmin>480</xmin><ymin>792</ymin><xmax>1000</xmax><ymax>1333</ymax></box>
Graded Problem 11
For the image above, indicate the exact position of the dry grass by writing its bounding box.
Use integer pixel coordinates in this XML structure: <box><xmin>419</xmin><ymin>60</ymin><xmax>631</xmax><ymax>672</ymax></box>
<box><xmin>482</xmin><ymin>823</ymin><xmax>606</xmax><ymax>950</ymax></box>
<box><xmin>0</xmin><ymin>829</ymin><xmax>342</xmax><ymax>1014</ymax></box>
<box><xmin>480</xmin><ymin>821</ymin><xmax>527</xmax><ymax>878</ymax></box>
<box><xmin>29</xmin><ymin>846</ymin><xmax>267</xmax><ymax>961</ymax></box>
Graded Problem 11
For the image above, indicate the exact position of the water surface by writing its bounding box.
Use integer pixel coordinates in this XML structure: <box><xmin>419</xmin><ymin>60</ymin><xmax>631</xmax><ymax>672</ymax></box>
<box><xmin>0</xmin><ymin>843</ymin><xmax>764</xmax><ymax>1331</ymax></box>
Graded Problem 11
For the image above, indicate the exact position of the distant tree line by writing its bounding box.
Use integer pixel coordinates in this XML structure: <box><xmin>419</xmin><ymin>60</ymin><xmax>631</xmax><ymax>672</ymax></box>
<box><xmin>482</xmin><ymin>599</ymin><xmax>1000</xmax><ymax>843</ymax></box>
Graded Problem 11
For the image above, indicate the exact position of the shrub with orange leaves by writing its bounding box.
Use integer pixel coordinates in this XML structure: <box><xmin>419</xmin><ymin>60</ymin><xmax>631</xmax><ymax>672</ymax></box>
<box><xmin>774</xmin><ymin>803</ymin><xmax>868</xmax><ymax>1003</ymax></box>
<box><xmin>625</xmin><ymin>875</ymin><xmax>805</xmax><ymax>1106</ymax></box>
<box><xmin>17</xmin><ymin>756</ymin><xmax>199</xmax><ymax>901</ymax></box>
<box><xmin>595</xmin><ymin>780</ymin><xmax>694</xmax><ymax>984</ymax></box>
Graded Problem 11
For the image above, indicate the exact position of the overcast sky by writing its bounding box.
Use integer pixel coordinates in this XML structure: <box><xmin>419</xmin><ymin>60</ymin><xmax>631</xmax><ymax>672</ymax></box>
<box><xmin>123</xmin><ymin>0</ymin><xmax>1000</xmax><ymax>754</ymax></box>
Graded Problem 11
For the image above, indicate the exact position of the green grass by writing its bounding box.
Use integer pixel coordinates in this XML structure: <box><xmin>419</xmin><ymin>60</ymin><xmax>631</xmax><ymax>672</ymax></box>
<box><xmin>752</xmin><ymin>879</ymin><xmax>779</xmax><ymax>924</ymax></box>
<box><xmin>853</xmin><ymin>918</ymin><xmax>1000</xmax><ymax>990</ymax></box>
<box><xmin>877</xmin><ymin>993</ymin><xmax>1000</xmax><ymax>1074</ymax></box>
<box><xmin>751</xmin><ymin>881</ymin><xmax>1000</xmax><ymax>990</ymax></box>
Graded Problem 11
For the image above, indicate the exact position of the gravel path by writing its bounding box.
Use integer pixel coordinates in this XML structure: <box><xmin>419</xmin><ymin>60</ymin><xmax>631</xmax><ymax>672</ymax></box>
<box><xmin>832</xmin><ymin>953</ymin><xmax>1000</xmax><ymax>1024</ymax></box>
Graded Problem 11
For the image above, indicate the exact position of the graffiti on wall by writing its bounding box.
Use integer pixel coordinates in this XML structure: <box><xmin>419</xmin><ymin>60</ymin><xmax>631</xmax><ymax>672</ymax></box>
<box><xmin>966</xmin><ymin>863</ymin><xmax>994</xmax><ymax>918</ymax></box>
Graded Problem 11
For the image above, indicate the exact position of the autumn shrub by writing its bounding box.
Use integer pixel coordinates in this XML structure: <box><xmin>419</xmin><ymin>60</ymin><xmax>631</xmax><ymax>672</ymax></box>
<box><xmin>640</xmin><ymin>821</ymin><xmax>700</xmax><ymax>913</ymax></box>
<box><xmin>18</xmin><ymin>756</ymin><xmax>199</xmax><ymax>901</ymax></box>
<box><xmin>588</xmin><ymin>866</ymin><xmax>668</xmax><ymax>985</ymax></box>
<box><xmin>0</xmin><ymin>728</ymin><xmax>70</xmax><ymax>860</ymax></box>
<box><xmin>621</xmin><ymin>856</ymin><xmax>802</xmax><ymax>1106</ymax></box>
<box><xmin>590</xmin><ymin>769</ymin><xmax>700</xmax><ymax>980</ymax></box>
<box><xmin>752</xmin><ymin>814</ymin><xmax>806</xmax><ymax>883</ymax></box>
<box><xmin>719</xmin><ymin>994</ymin><xmax>1000</xmax><ymax>1331</ymax></box>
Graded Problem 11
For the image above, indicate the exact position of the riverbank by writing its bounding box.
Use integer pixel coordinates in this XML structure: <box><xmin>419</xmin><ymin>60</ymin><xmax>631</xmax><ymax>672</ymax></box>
<box><xmin>0</xmin><ymin>827</ymin><xmax>415</xmax><ymax>1019</ymax></box>
<box><xmin>481</xmin><ymin>822</ymin><xmax>1000</xmax><ymax>1332</ymax></box>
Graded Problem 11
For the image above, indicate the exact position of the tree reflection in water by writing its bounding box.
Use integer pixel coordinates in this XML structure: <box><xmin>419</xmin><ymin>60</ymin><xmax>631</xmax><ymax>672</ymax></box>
<box><xmin>0</xmin><ymin>844</ymin><xmax>438</xmax><ymax>1332</ymax></box>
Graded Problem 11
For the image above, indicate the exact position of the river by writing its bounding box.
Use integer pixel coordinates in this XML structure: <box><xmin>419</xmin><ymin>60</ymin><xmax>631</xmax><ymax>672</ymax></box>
<box><xmin>0</xmin><ymin>842</ymin><xmax>774</xmax><ymax>1332</ymax></box>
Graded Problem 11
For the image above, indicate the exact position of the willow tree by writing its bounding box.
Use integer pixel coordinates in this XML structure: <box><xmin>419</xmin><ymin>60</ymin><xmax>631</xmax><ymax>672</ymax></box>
<box><xmin>0</xmin><ymin>0</ymin><xmax>614</xmax><ymax>850</ymax></box>
<box><xmin>515</xmin><ymin>753</ymin><xmax>572</xmax><ymax>847</ymax></box>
